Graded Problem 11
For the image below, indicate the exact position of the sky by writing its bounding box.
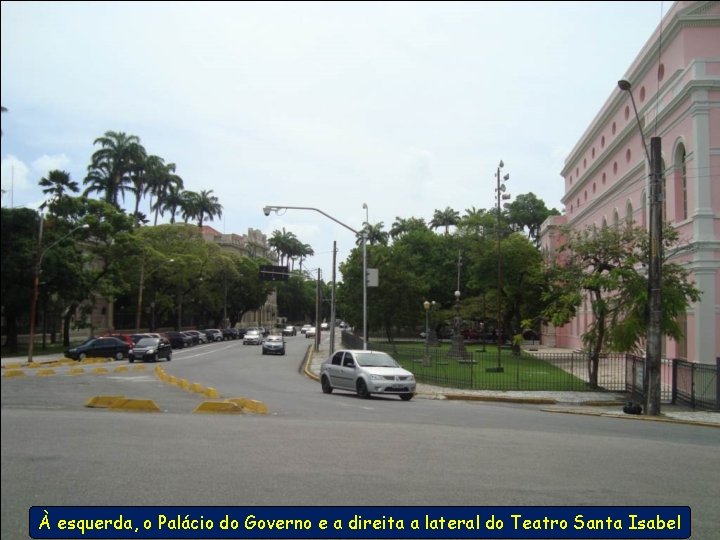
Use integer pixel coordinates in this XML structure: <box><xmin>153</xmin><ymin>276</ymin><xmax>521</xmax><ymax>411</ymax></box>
<box><xmin>1</xmin><ymin>1</ymin><xmax>668</xmax><ymax>281</ymax></box>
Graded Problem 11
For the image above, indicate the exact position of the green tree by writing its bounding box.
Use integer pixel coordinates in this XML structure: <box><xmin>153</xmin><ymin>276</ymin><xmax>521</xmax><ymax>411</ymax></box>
<box><xmin>506</xmin><ymin>192</ymin><xmax>560</xmax><ymax>247</ymax></box>
<box><xmin>430</xmin><ymin>206</ymin><xmax>460</xmax><ymax>235</ymax></box>
<box><xmin>39</xmin><ymin>170</ymin><xmax>79</xmax><ymax>200</ymax></box>
<box><xmin>84</xmin><ymin>131</ymin><xmax>146</xmax><ymax>207</ymax></box>
<box><xmin>543</xmin><ymin>224</ymin><xmax>701</xmax><ymax>388</ymax></box>
<box><xmin>194</xmin><ymin>189</ymin><xmax>223</xmax><ymax>228</ymax></box>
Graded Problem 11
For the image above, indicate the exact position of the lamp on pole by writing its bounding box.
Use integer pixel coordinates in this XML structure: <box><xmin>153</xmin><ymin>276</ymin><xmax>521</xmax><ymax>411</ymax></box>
<box><xmin>618</xmin><ymin>79</ymin><xmax>663</xmax><ymax>416</ymax></box>
<box><xmin>423</xmin><ymin>300</ymin><xmax>435</xmax><ymax>365</ymax></box>
<box><xmin>490</xmin><ymin>160</ymin><xmax>510</xmax><ymax>373</ymax></box>
<box><xmin>28</xmin><ymin>222</ymin><xmax>89</xmax><ymax>363</ymax></box>
<box><xmin>362</xmin><ymin>203</ymin><xmax>368</xmax><ymax>350</ymax></box>
<box><xmin>135</xmin><ymin>257</ymin><xmax>174</xmax><ymax>333</ymax></box>
<box><xmin>263</xmin><ymin>204</ymin><xmax>368</xmax><ymax>350</ymax></box>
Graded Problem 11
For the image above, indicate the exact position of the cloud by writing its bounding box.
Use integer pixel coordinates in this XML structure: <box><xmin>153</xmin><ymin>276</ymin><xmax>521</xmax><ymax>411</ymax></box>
<box><xmin>31</xmin><ymin>153</ymin><xmax>72</xmax><ymax>176</ymax></box>
<box><xmin>0</xmin><ymin>154</ymin><xmax>30</xmax><ymax>194</ymax></box>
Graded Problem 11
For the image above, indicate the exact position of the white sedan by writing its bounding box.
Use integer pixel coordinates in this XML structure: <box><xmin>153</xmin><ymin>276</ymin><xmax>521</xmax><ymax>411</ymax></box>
<box><xmin>319</xmin><ymin>349</ymin><xmax>416</xmax><ymax>401</ymax></box>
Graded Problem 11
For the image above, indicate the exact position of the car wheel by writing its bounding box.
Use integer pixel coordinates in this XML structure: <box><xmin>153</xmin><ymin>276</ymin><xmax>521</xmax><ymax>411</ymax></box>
<box><xmin>78</xmin><ymin>353</ymin><xmax>86</xmax><ymax>361</ymax></box>
<box><xmin>321</xmin><ymin>376</ymin><xmax>333</xmax><ymax>394</ymax></box>
<box><xmin>129</xmin><ymin>357</ymin><xmax>135</xmax><ymax>363</ymax></box>
<box><xmin>166</xmin><ymin>353</ymin><xmax>172</xmax><ymax>362</ymax></box>
<box><xmin>356</xmin><ymin>379</ymin><xmax>370</xmax><ymax>399</ymax></box>
<box><xmin>400</xmin><ymin>393</ymin><xmax>414</xmax><ymax>401</ymax></box>
<box><xmin>262</xmin><ymin>350</ymin><xmax>266</xmax><ymax>355</ymax></box>
<box><xmin>115</xmin><ymin>351</ymin><xmax>125</xmax><ymax>361</ymax></box>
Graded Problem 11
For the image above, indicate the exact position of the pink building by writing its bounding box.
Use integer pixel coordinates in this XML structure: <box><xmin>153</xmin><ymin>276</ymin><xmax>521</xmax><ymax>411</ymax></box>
<box><xmin>541</xmin><ymin>1</ymin><xmax>719</xmax><ymax>364</ymax></box>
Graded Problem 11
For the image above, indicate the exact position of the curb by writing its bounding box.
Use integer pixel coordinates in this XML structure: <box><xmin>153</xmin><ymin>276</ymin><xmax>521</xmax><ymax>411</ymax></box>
<box><xmin>541</xmin><ymin>407</ymin><xmax>720</xmax><ymax>428</ymax></box>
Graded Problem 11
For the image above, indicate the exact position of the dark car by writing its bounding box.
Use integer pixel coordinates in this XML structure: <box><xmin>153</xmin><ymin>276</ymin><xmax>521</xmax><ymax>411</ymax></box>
<box><xmin>64</xmin><ymin>337</ymin><xmax>130</xmax><ymax>361</ymax></box>
<box><xmin>164</xmin><ymin>331</ymin><xmax>189</xmax><ymax>349</ymax></box>
<box><xmin>204</xmin><ymin>329</ymin><xmax>223</xmax><ymax>342</ymax></box>
<box><xmin>222</xmin><ymin>328</ymin><xmax>239</xmax><ymax>340</ymax></box>
<box><xmin>129</xmin><ymin>337</ymin><xmax>172</xmax><ymax>363</ymax></box>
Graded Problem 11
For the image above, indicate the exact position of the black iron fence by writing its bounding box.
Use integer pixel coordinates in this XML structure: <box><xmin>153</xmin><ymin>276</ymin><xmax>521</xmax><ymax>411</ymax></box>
<box><xmin>672</xmin><ymin>358</ymin><xmax>719</xmax><ymax>410</ymax></box>
<box><xmin>342</xmin><ymin>333</ymin><xmax>719</xmax><ymax>409</ymax></box>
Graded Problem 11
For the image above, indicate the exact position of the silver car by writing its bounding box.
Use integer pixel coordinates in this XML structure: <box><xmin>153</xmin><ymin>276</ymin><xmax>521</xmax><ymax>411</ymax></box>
<box><xmin>262</xmin><ymin>335</ymin><xmax>286</xmax><ymax>355</ymax></box>
<box><xmin>243</xmin><ymin>329</ymin><xmax>262</xmax><ymax>345</ymax></box>
<box><xmin>319</xmin><ymin>349</ymin><xmax>416</xmax><ymax>401</ymax></box>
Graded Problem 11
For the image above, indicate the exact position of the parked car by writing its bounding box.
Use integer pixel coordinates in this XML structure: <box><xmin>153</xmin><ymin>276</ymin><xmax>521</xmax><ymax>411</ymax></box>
<box><xmin>319</xmin><ymin>349</ymin><xmax>416</xmax><ymax>401</ymax></box>
<box><xmin>235</xmin><ymin>328</ymin><xmax>247</xmax><ymax>339</ymax></box>
<box><xmin>185</xmin><ymin>330</ymin><xmax>207</xmax><ymax>344</ymax></box>
<box><xmin>222</xmin><ymin>328</ymin><xmax>239</xmax><ymax>340</ymax></box>
<box><xmin>181</xmin><ymin>331</ymin><xmax>196</xmax><ymax>346</ymax></box>
<box><xmin>204</xmin><ymin>329</ymin><xmax>223</xmax><ymax>342</ymax></box>
<box><xmin>163</xmin><ymin>331</ymin><xmax>189</xmax><ymax>349</ymax></box>
<box><xmin>243</xmin><ymin>329</ymin><xmax>262</xmax><ymax>345</ymax></box>
<box><xmin>130</xmin><ymin>333</ymin><xmax>154</xmax><ymax>344</ymax></box>
<box><xmin>261</xmin><ymin>335</ymin><xmax>286</xmax><ymax>355</ymax></box>
<box><xmin>305</xmin><ymin>326</ymin><xmax>317</xmax><ymax>339</ymax></box>
<box><xmin>300</xmin><ymin>324</ymin><xmax>313</xmax><ymax>335</ymax></box>
<box><xmin>105</xmin><ymin>333</ymin><xmax>134</xmax><ymax>347</ymax></box>
<box><xmin>282</xmin><ymin>325</ymin><xmax>297</xmax><ymax>336</ymax></box>
<box><xmin>64</xmin><ymin>336</ymin><xmax>130</xmax><ymax>361</ymax></box>
<box><xmin>129</xmin><ymin>337</ymin><xmax>172</xmax><ymax>363</ymax></box>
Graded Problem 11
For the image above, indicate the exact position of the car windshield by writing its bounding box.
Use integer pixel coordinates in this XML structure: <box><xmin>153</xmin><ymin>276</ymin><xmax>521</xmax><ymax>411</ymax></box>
<box><xmin>135</xmin><ymin>338</ymin><xmax>159</xmax><ymax>347</ymax></box>
<box><xmin>267</xmin><ymin>336</ymin><xmax>282</xmax><ymax>342</ymax></box>
<box><xmin>354</xmin><ymin>352</ymin><xmax>399</xmax><ymax>368</ymax></box>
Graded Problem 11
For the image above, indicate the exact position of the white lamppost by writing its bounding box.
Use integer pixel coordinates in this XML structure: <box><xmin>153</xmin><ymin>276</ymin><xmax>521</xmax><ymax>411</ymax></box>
<box><xmin>263</xmin><ymin>204</ymin><xmax>368</xmax><ymax>350</ymax></box>
<box><xmin>28</xmin><ymin>222</ymin><xmax>89</xmax><ymax>362</ymax></box>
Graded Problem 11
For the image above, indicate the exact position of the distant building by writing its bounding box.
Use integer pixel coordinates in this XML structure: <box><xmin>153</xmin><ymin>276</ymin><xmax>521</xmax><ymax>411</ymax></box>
<box><xmin>541</xmin><ymin>1</ymin><xmax>719</xmax><ymax>364</ymax></box>
<box><xmin>200</xmin><ymin>225</ymin><xmax>278</xmax><ymax>328</ymax></box>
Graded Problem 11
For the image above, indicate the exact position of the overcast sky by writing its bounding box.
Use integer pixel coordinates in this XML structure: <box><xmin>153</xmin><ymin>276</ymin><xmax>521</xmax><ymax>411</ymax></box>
<box><xmin>1</xmin><ymin>1</ymin><xmax>666</xmax><ymax>280</ymax></box>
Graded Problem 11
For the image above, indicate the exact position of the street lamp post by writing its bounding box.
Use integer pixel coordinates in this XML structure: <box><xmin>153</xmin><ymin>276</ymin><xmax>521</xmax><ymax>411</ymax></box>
<box><xmin>27</xmin><ymin>222</ymin><xmax>89</xmax><ymax>363</ymax></box>
<box><xmin>618</xmin><ymin>79</ymin><xmax>663</xmax><ymax>416</ymax></box>
<box><xmin>490</xmin><ymin>160</ymin><xmax>510</xmax><ymax>373</ymax></box>
<box><xmin>263</xmin><ymin>204</ymin><xmax>368</xmax><ymax>350</ymax></box>
<box><xmin>423</xmin><ymin>300</ymin><xmax>431</xmax><ymax>365</ymax></box>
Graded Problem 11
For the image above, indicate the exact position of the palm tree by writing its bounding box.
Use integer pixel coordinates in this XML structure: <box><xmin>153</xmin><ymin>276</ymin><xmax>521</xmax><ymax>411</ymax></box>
<box><xmin>269</xmin><ymin>228</ymin><xmax>297</xmax><ymax>266</ymax></box>
<box><xmin>430</xmin><ymin>206</ymin><xmax>460</xmax><ymax>235</ymax></box>
<box><xmin>356</xmin><ymin>222</ymin><xmax>389</xmax><ymax>246</ymax></box>
<box><xmin>194</xmin><ymin>189</ymin><xmax>223</xmax><ymax>228</ymax></box>
<box><xmin>160</xmin><ymin>184</ymin><xmax>185</xmax><ymax>224</ymax></box>
<box><xmin>148</xmin><ymin>160</ymin><xmax>183</xmax><ymax>225</ymax></box>
<box><xmin>390</xmin><ymin>216</ymin><xmax>428</xmax><ymax>239</ymax></box>
<box><xmin>84</xmin><ymin>131</ymin><xmax>146</xmax><ymax>207</ymax></box>
<box><xmin>180</xmin><ymin>190</ymin><xmax>199</xmax><ymax>223</ymax></box>
<box><xmin>39</xmin><ymin>170</ymin><xmax>79</xmax><ymax>200</ymax></box>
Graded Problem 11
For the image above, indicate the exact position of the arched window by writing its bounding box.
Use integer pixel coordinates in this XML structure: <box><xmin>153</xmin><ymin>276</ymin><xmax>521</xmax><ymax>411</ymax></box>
<box><xmin>613</xmin><ymin>209</ymin><xmax>619</xmax><ymax>228</ymax></box>
<box><xmin>641</xmin><ymin>189</ymin><xmax>647</xmax><ymax>228</ymax></box>
<box><xmin>626</xmin><ymin>201</ymin><xmax>634</xmax><ymax>226</ymax></box>
<box><xmin>674</xmin><ymin>145</ymin><xmax>688</xmax><ymax>221</ymax></box>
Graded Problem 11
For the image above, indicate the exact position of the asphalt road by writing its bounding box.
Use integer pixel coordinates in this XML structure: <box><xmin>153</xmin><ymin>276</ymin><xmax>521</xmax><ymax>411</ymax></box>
<box><xmin>2</xmin><ymin>336</ymin><xmax>719</xmax><ymax>539</ymax></box>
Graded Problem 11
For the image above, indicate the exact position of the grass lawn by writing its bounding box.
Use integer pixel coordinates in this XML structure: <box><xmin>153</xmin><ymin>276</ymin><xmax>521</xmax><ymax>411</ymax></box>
<box><xmin>376</xmin><ymin>341</ymin><xmax>590</xmax><ymax>391</ymax></box>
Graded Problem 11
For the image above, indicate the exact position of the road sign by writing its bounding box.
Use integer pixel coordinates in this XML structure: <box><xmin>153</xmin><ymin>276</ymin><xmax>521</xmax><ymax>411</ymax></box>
<box><xmin>260</xmin><ymin>265</ymin><xmax>289</xmax><ymax>281</ymax></box>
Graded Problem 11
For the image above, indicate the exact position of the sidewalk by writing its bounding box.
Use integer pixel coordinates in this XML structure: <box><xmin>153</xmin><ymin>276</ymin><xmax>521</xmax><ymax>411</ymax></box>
<box><xmin>305</xmin><ymin>333</ymin><xmax>720</xmax><ymax>428</ymax></box>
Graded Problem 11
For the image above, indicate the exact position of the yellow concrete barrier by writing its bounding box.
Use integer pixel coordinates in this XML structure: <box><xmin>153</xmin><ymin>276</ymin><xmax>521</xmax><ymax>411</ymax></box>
<box><xmin>205</xmin><ymin>387</ymin><xmax>220</xmax><ymax>399</ymax></box>
<box><xmin>114</xmin><ymin>366</ymin><xmax>129</xmax><ymax>373</ymax></box>
<box><xmin>68</xmin><ymin>367</ymin><xmax>84</xmax><ymax>376</ymax></box>
<box><xmin>85</xmin><ymin>395</ymin><xmax>125</xmax><ymax>408</ymax></box>
<box><xmin>92</xmin><ymin>367</ymin><xmax>109</xmax><ymax>375</ymax></box>
<box><xmin>3</xmin><ymin>369</ymin><xmax>26</xmax><ymax>378</ymax></box>
<box><xmin>179</xmin><ymin>379</ymin><xmax>191</xmax><ymax>391</ymax></box>
<box><xmin>36</xmin><ymin>369</ymin><xmax>56</xmax><ymax>376</ymax></box>
<box><xmin>168</xmin><ymin>375</ymin><xmax>179</xmax><ymax>386</ymax></box>
<box><xmin>109</xmin><ymin>398</ymin><xmax>161</xmax><ymax>412</ymax></box>
<box><xmin>190</xmin><ymin>383</ymin><xmax>206</xmax><ymax>394</ymax></box>
<box><xmin>226</xmin><ymin>397</ymin><xmax>268</xmax><ymax>414</ymax></box>
<box><xmin>193</xmin><ymin>401</ymin><xmax>243</xmax><ymax>414</ymax></box>
<box><xmin>132</xmin><ymin>364</ymin><xmax>146</xmax><ymax>371</ymax></box>
<box><xmin>3</xmin><ymin>362</ymin><xmax>24</xmax><ymax>369</ymax></box>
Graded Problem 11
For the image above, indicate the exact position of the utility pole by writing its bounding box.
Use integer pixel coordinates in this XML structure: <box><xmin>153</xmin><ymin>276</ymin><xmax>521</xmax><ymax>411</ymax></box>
<box><xmin>646</xmin><ymin>136</ymin><xmax>663</xmax><ymax>415</ymax></box>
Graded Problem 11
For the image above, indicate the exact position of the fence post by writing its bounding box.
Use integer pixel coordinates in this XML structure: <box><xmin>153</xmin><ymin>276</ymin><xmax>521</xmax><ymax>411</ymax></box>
<box><xmin>672</xmin><ymin>359</ymin><xmax>678</xmax><ymax>405</ymax></box>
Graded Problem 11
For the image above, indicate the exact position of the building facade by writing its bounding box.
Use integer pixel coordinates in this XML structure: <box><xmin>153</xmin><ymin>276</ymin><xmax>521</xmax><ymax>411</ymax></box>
<box><xmin>541</xmin><ymin>1</ymin><xmax>719</xmax><ymax>364</ymax></box>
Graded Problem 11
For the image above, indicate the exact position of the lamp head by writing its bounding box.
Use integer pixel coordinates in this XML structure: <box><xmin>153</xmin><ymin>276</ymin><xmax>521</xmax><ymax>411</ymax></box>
<box><xmin>263</xmin><ymin>206</ymin><xmax>271</xmax><ymax>216</ymax></box>
<box><xmin>618</xmin><ymin>79</ymin><xmax>632</xmax><ymax>91</ymax></box>
<box><xmin>454</xmin><ymin>290</ymin><xmax>461</xmax><ymax>300</ymax></box>
<box><xmin>503</xmin><ymin>173</ymin><xmax>510</xmax><ymax>181</ymax></box>
<box><xmin>498</xmin><ymin>160</ymin><xmax>504</xmax><ymax>168</ymax></box>
<box><xmin>424</xmin><ymin>300</ymin><xmax>430</xmax><ymax>310</ymax></box>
